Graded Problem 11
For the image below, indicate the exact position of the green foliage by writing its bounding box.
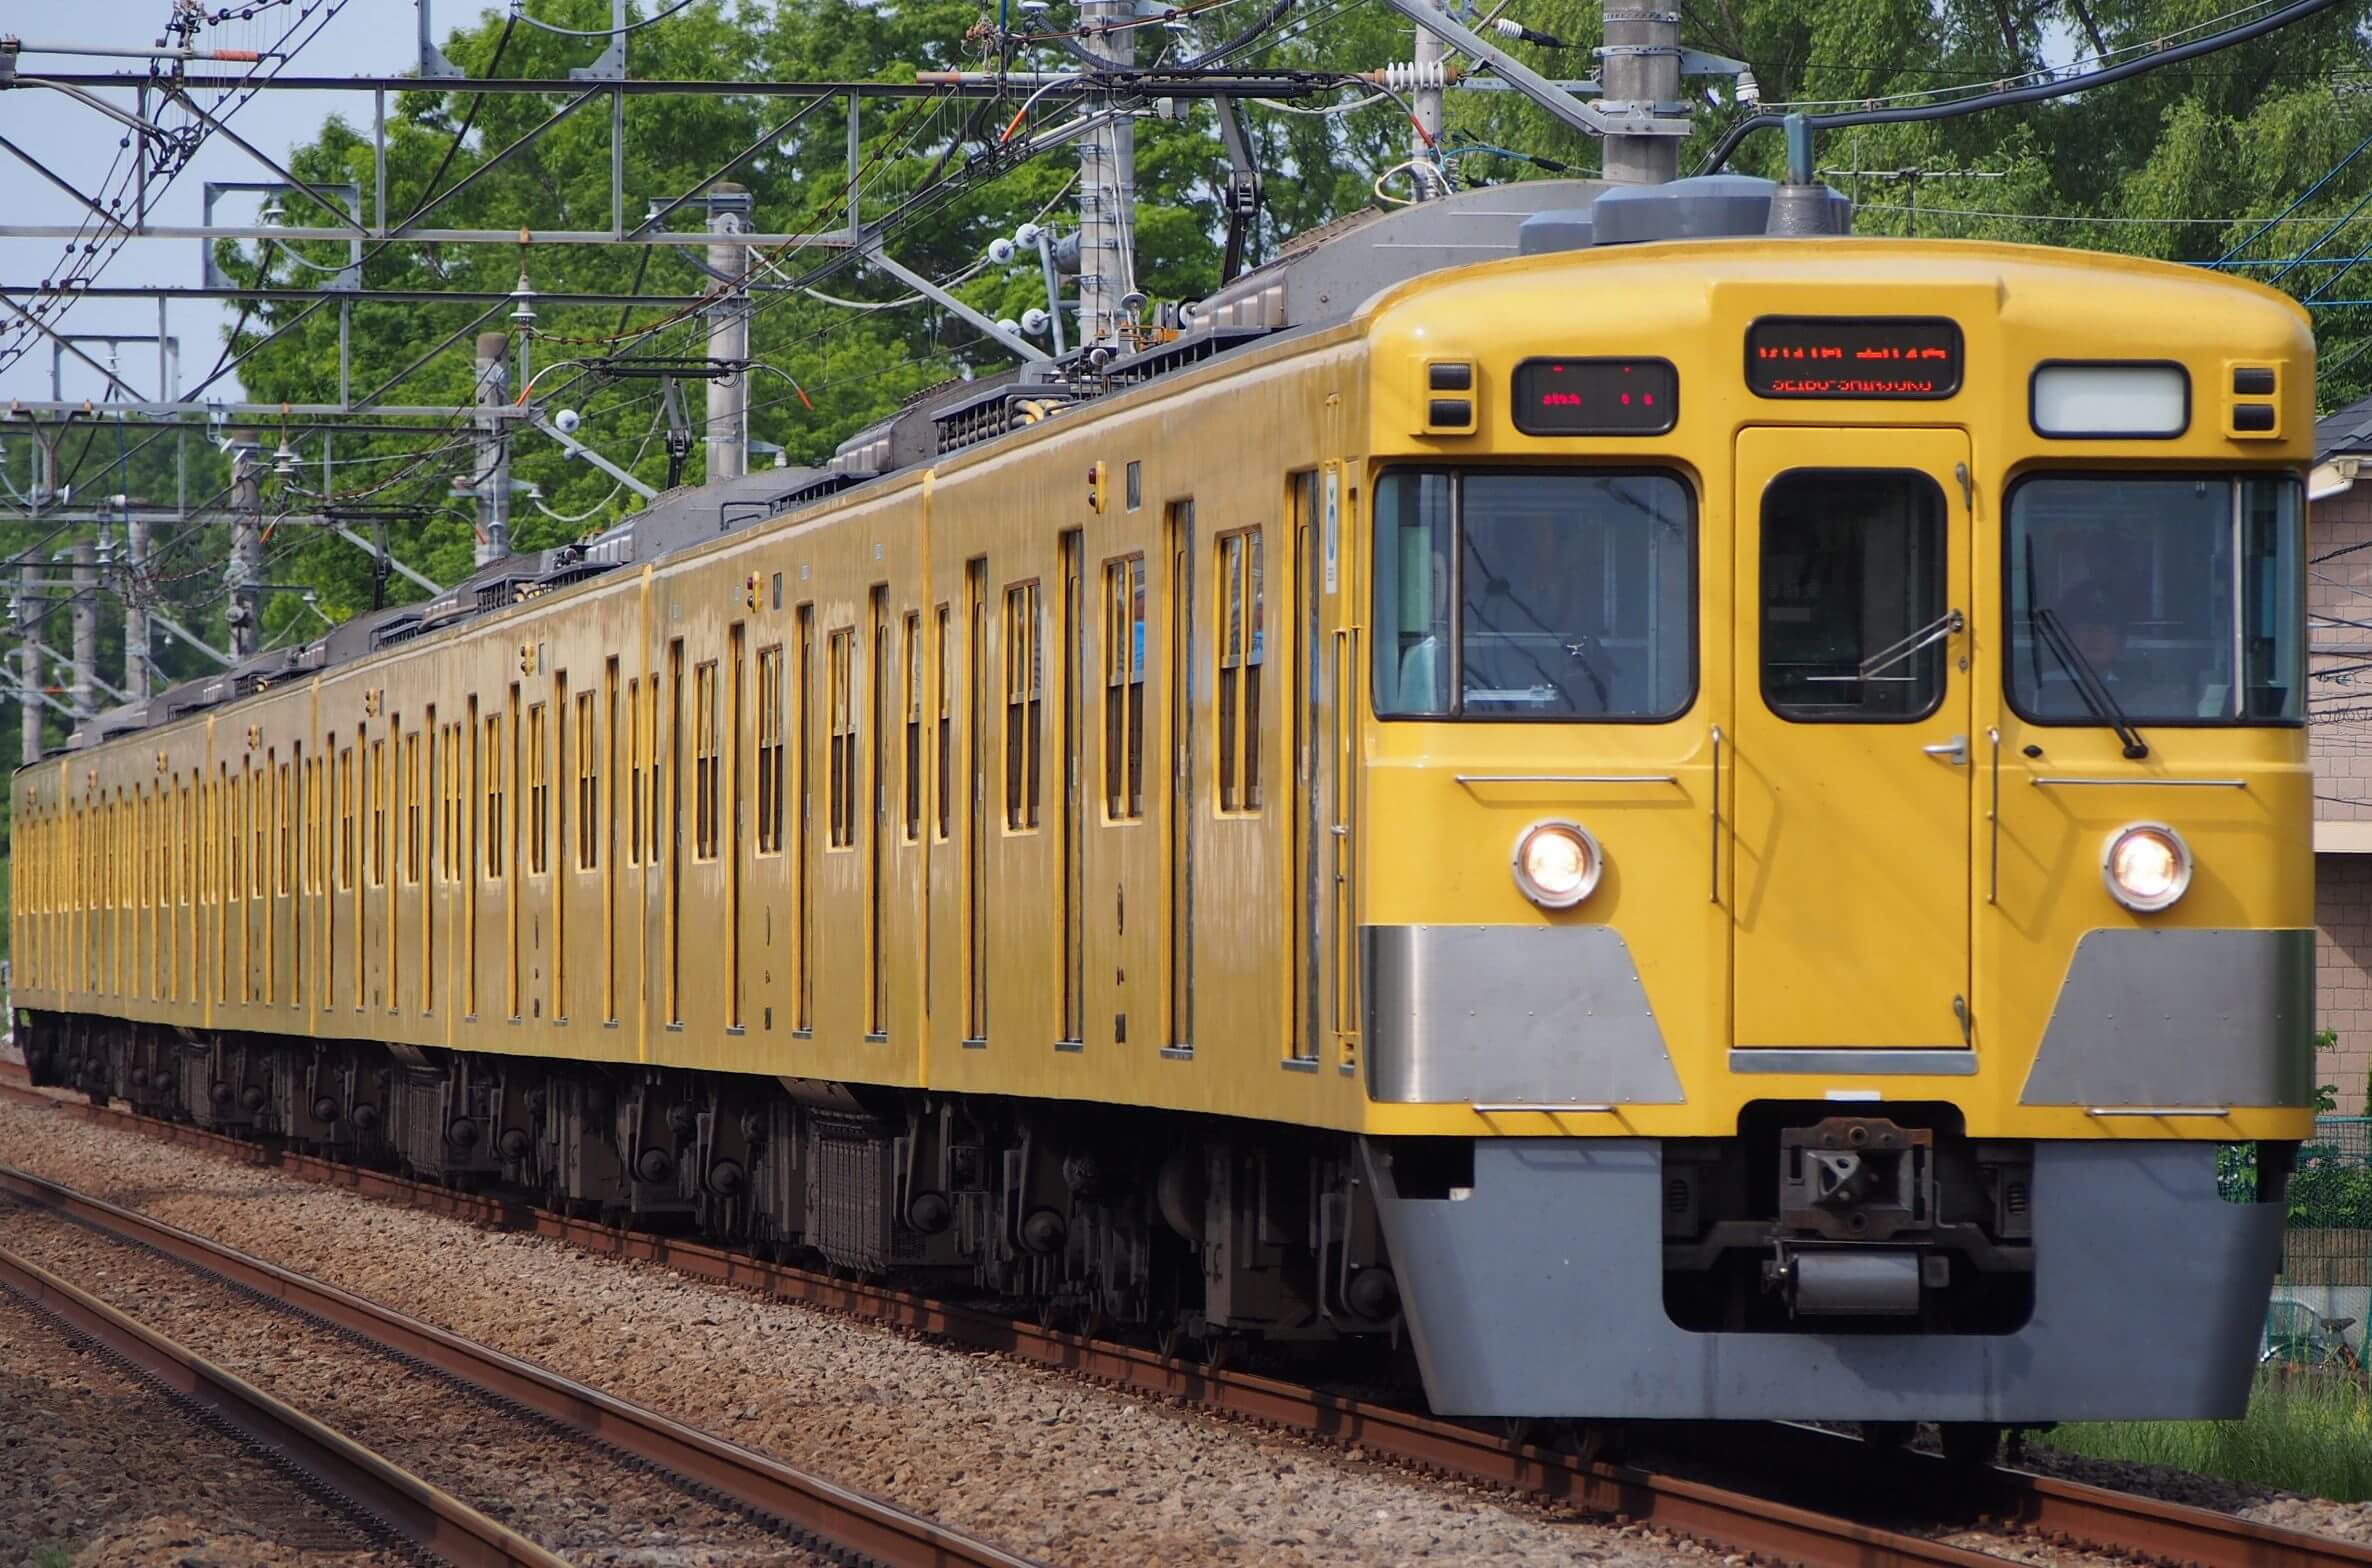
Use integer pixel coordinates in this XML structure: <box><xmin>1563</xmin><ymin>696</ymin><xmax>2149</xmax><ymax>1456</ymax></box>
<box><xmin>2038</xmin><ymin>1371</ymin><xmax>2372</xmax><ymax>1502</ymax></box>
<box><xmin>2292</xmin><ymin>1137</ymin><xmax>2372</xmax><ymax>1228</ymax></box>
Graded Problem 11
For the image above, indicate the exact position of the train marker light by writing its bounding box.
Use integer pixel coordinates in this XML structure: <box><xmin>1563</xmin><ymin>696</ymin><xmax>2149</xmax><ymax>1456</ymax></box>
<box><xmin>1512</xmin><ymin>820</ymin><xmax>1602</xmax><ymax>910</ymax></box>
<box><xmin>2102</xmin><ymin>822</ymin><xmax>2191</xmax><ymax>913</ymax></box>
<box><xmin>2031</xmin><ymin>362</ymin><xmax>2188</xmax><ymax>438</ymax></box>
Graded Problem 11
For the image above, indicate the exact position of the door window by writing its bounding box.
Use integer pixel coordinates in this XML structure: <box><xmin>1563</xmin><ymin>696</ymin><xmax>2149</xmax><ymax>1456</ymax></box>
<box><xmin>1760</xmin><ymin>470</ymin><xmax>1949</xmax><ymax>722</ymax></box>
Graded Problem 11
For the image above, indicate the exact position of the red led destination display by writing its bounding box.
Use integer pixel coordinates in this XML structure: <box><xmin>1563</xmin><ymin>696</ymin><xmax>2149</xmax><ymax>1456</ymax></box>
<box><xmin>1746</xmin><ymin>317</ymin><xmax>1963</xmax><ymax>400</ymax></box>
<box><xmin>1511</xmin><ymin>357</ymin><xmax>1678</xmax><ymax>435</ymax></box>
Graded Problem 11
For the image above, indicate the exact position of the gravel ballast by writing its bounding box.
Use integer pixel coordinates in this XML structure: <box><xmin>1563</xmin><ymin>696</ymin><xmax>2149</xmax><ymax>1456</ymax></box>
<box><xmin>0</xmin><ymin>1095</ymin><xmax>1701</xmax><ymax>1566</ymax></box>
<box><xmin>0</xmin><ymin>1275</ymin><xmax>404</xmax><ymax>1568</ymax></box>
<box><xmin>3</xmin><ymin>1200</ymin><xmax>826</xmax><ymax>1566</ymax></box>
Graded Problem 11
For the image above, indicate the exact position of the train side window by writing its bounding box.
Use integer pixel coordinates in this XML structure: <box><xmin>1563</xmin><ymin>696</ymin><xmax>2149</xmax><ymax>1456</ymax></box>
<box><xmin>371</xmin><ymin>733</ymin><xmax>387</xmax><ymax>888</ymax></box>
<box><xmin>339</xmin><ymin>748</ymin><xmax>356</xmax><ymax>891</ymax></box>
<box><xmin>421</xmin><ymin>715</ymin><xmax>435</xmax><ymax>885</ymax></box>
<box><xmin>1216</xmin><ymin>527</ymin><xmax>1266</xmax><ymax>812</ymax></box>
<box><xmin>1761</xmin><ymin>470</ymin><xmax>1947</xmax><ymax>723</ymax></box>
<box><xmin>694</xmin><ymin>661</ymin><xmax>720</xmax><ymax>861</ymax></box>
<box><xmin>577</xmin><ymin>689</ymin><xmax>599</xmax><ymax>871</ymax></box>
<box><xmin>1103</xmin><ymin>554</ymin><xmax>1147</xmax><ymax>820</ymax></box>
<box><xmin>645</xmin><ymin>673</ymin><xmax>663</xmax><ymax>870</ymax></box>
<box><xmin>483</xmin><ymin>714</ymin><xmax>505</xmax><ymax>879</ymax></box>
<box><xmin>251</xmin><ymin>763</ymin><xmax>266</xmax><ymax>900</ymax></box>
<box><xmin>827</xmin><ymin>631</ymin><xmax>855</xmax><ymax>849</ymax></box>
<box><xmin>1005</xmin><ymin>580</ymin><xmax>1042</xmax><ymax>831</ymax></box>
<box><xmin>901</xmin><ymin>612</ymin><xmax>922</xmax><ymax>843</ymax></box>
<box><xmin>933</xmin><ymin>604</ymin><xmax>952</xmax><ymax>841</ymax></box>
<box><xmin>627</xmin><ymin>676</ymin><xmax>644</xmax><ymax>865</ymax></box>
<box><xmin>756</xmin><ymin>644</ymin><xmax>785</xmax><ymax>855</ymax></box>
<box><xmin>529</xmin><ymin>701</ymin><xmax>551</xmax><ymax>875</ymax></box>
<box><xmin>228</xmin><ymin>774</ymin><xmax>243</xmax><ymax>911</ymax></box>
<box><xmin>405</xmin><ymin>729</ymin><xmax>423</xmax><ymax>884</ymax></box>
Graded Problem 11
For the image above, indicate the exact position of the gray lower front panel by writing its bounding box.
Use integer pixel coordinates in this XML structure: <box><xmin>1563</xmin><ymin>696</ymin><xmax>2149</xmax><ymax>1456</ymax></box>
<box><xmin>1364</xmin><ymin>924</ymin><xmax>1681</xmax><ymax>1104</ymax></box>
<box><xmin>1363</xmin><ymin>1137</ymin><xmax>2279</xmax><ymax>1421</ymax></box>
<box><xmin>2022</xmin><ymin>928</ymin><xmax>2315</xmax><ymax>1108</ymax></box>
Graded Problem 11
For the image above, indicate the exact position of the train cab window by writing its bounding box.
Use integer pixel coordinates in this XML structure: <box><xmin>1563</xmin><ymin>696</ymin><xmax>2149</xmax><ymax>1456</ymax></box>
<box><xmin>1761</xmin><ymin>470</ymin><xmax>1948</xmax><ymax>722</ymax></box>
<box><xmin>1373</xmin><ymin>469</ymin><xmax>1693</xmax><ymax>720</ymax></box>
<box><xmin>2008</xmin><ymin>473</ymin><xmax>2304</xmax><ymax>724</ymax></box>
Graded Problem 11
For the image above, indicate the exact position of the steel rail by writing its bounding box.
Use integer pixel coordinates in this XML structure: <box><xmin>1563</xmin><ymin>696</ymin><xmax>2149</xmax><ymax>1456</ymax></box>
<box><xmin>0</xmin><ymin>1235</ymin><xmax>568</xmax><ymax>1568</ymax></box>
<box><xmin>0</xmin><ymin>1155</ymin><xmax>1039</xmax><ymax>1568</ymax></box>
<box><xmin>9</xmin><ymin>1072</ymin><xmax>2372</xmax><ymax>1568</ymax></box>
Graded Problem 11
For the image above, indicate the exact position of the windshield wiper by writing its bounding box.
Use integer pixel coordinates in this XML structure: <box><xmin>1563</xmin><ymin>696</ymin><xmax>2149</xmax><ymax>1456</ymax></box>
<box><xmin>2032</xmin><ymin>606</ymin><xmax>2149</xmax><ymax>759</ymax></box>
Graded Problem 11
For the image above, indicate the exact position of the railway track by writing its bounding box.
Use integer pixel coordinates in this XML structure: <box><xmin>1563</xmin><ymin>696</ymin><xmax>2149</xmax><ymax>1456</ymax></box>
<box><xmin>0</xmin><ymin>1234</ymin><xmax>564</xmax><ymax>1568</ymax></box>
<box><xmin>0</xmin><ymin>1151</ymin><xmax>1037</xmax><ymax>1568</ymax></box>
<box><xmin>7</xmin><ymin>1072</ymin><xmax>2368</xmax><ymax>1568</ymax></box>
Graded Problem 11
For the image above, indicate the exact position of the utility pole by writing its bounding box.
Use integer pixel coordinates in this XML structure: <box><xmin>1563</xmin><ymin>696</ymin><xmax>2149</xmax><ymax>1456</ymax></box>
<box><xmin>1411</xmin><ymin>0</ymin><xmax>1447</xmax><ymax>188</ymax></box>
<box><xmin>69</xmin><ymin>540</ymin><xmax>97</xmax><ymax>719</ymax></box>
<box><xmin>705</xmin><ymin>182</ymin><xmax>752</xmax><ymax>484</ymax></box>
<box><xmin>124</xmin><ymin>515</ymin><xmax>150</xmax><ymax>700</ymax></box>
<box><xmin>1601</xmin><ymin>1</ymin><xmax>1681</xmax><ymax>185</ymax></box>
<box><xmin>17</xmin><ymin>564</ymin><xmax>42</xmax><ymax>763</ymax></box>
<box><xmin>1076</xmin><ymin>0</ymin><xmax>1137</xmax><ymax>352</ymax></box>
<box><xmin>475</xmin><ymin>332</ymin><xmax>512</xmax><ymax>566</ymax></box>
<box><xmin>228</xmin><ymin>431</ymin><xmax>263</xmax><ymax>660</ymax></box>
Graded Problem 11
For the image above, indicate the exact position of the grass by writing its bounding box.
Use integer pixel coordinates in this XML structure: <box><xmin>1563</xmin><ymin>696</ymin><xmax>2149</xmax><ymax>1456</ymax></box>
<box><xmin>2035</xmin><ymin>1371</ymin><xmax>2372</xmax><ymax>1501</ymax></box>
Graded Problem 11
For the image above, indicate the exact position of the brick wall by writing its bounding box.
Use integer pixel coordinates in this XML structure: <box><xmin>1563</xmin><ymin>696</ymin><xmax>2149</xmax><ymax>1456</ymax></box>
<box><xmin>2312</xmin><ymin>489</ymin><xmax>2372</xmax><ymax>817</ymax></box>
<box><xmin>2316</xmin><ymin>487</ymin><xmax>2372</xmax><ymax>1115</ymax></box>
<box><xmin>2318</xmin><ymin>852</ymin><xmax>2372</xmax><ymax>1115</ymax></box>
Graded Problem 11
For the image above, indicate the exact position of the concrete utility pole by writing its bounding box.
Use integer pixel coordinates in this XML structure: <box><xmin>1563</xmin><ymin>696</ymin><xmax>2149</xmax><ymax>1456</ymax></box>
<box><xmin>17</xmin><ymin>564</ymin><xmax>41</xmax><ymax>763</ymax></box>
<box><xmin>705</xmin><ymin>183</ymin><xmax>751</xmax><ymax>484</ymax></box>
<box><xmin>1076</xmin><ymin>0</ymin><xmax>1137</xmax><ymax>351</ymax></box>
<box><xmin>474</xmin><ymin>332</ymin><xmax>512</xmax><ymax>566</ymax></box>
<box><xmin>228</xmin><ymin>432</ymin><xmax>263</xmax><ymax>660</ymax></box>
<box><xmin>1601</xmin><ymin>2</ymin><xmax>1681</xmax><ymax>185</ymax></box>
<box><xmin>69</xmin><ymin>541</ymin><xmax>96</xmax><ymax>719</ymax></box>
<box><xmin>1411</xmin><ymin>0</ymin><xmax>1447</xmax><ymax>184</ymax></box>
<box><xmin>124</xmin><ymin>515</ymin><xmax>150</xmax><ymax>700</ymax></box>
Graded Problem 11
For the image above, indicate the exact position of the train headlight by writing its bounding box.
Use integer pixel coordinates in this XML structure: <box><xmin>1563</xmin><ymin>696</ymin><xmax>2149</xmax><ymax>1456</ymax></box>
<box><xmin>1512</xmin><ymin>820</ymin><xmax>1602</xmax><ymax>910</ymax></box>
<box><xmin>2102</xmin><ymin>822</ymin><xmax>2191</xmax><ymax>913</ymax></box>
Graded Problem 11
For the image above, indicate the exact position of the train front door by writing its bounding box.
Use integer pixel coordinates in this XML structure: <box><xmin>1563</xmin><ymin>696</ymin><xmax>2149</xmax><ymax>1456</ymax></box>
<box><xmin>1730</xmin><ymin>427</ymin><xmax>1974</xmax><ymax>1053</ymax></box>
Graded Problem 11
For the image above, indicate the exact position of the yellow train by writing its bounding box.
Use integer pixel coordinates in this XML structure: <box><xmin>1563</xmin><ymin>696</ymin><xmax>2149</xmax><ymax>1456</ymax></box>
<box><xmin>12</xmin><ymin>176</ymin><xmax>2316</xmax><ymax>1436</ymax></box>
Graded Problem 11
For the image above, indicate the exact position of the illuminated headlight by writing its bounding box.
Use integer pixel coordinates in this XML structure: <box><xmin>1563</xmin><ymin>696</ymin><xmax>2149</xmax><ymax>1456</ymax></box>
<box><xmin>1512</xmin><ymin>820</ymin><xmax>1603</xmax><ymax>910</ymax></box>
<box><xmin>2101</xmin><ymin>823</ymin><xmax>2191</xmax><ymax>913</ymax></box>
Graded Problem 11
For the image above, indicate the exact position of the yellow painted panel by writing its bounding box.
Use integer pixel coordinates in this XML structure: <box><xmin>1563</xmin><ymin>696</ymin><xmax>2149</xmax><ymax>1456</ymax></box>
<box><xmin>1730</xmin><ymin>426</ymin><xmax>1974</xmax><ymax>1050</ymax></box>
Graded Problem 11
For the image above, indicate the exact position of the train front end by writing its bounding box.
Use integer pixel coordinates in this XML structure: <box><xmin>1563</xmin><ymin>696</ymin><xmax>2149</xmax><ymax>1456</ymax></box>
<box><xmin>1349</xmin><ymin>224</ymin><xmax>2316</xmax><ymax>1424</ymax></box>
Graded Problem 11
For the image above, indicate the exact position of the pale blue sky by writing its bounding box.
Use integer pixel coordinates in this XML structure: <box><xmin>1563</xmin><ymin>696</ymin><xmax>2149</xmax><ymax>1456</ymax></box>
<box><xmin>0</xmin><ymin>2</ymin><xmax>480</xmax><ymax>405</ymax></box>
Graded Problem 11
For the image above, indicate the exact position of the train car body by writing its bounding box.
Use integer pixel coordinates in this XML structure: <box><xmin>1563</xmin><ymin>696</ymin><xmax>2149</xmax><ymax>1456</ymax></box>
<box><xmin>13</xmin><ymin>175</ymin><xmax>2317</xmax><ymax>1427</ymax></box>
